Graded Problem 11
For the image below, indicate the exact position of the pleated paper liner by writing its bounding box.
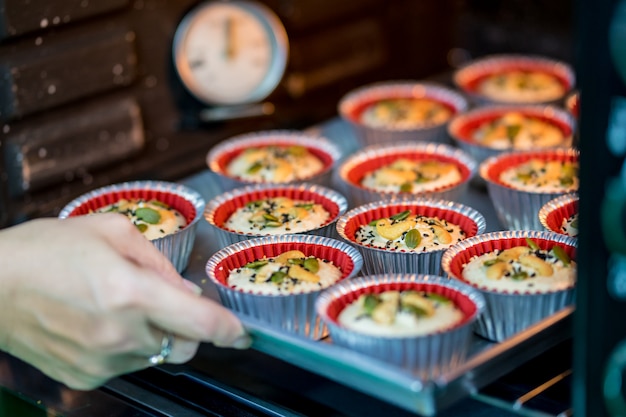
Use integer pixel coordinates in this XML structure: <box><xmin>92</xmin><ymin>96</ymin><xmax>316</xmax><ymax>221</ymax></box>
<box><xmin>337</xmin><ymin>142</ymin><xmax>476</xmax><ymax>206</ymax></box>
<box><xmin>205</xmin><ymin>234</ymin><xmax>364</xmax><ymax>340</ymax></box>
<box><xmin>441</xmin><ymin>230</ymin><xmax>577</xmax><ymax>342</ymax></box>
<box><xmin>539</xmin><ymin>193</ymin><xmax>579</xmax><ymax>236</ymax></box>
<box><xmin>204</xmin><ymin>183</ymin><xmax>348</xmax><ymax>247</ymax></box>
<box><xmin>479</xmin><ymin>148</ymin><xmax>579</xmax><ymax>230</ymax></box>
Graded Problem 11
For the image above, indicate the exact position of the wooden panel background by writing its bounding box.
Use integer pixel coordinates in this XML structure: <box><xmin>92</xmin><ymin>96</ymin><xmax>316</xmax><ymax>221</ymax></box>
<box><xmin>0</xmin><ymin>0</ymin><xmax>456</xmax><ymax>226</ymax></box>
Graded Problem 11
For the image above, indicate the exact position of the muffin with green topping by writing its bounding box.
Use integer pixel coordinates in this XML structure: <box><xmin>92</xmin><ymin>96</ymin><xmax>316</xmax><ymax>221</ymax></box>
<box><xmin>205</xmin><ymin>234</ymin><xmax>363</xmax><ymax>339</ymax></box>
<box><xmin>205</xmin><ymin>183</ymin><xmax>348</xmax><ymax>247</ymax></box>
<box><xmin>316</xmin><ymin>274</ymin><xmax>485</xmax><ymax>378</ymax></box>
<box><xmin>58</xmin><ymin>180</ymin><xmax>205</xmax><ymax>273</ymax></box>
<box><xmin>336</xmin><ymin>199</ymin><xmax>486</xmax><ymax>276</ymax></box>
<box><xmin>479</xmin><ymin>148</ymin><xmax>579</xmax><ymax>230</ymax></box>
<box><xmin>441</xmin><ymin>230</ymin><xmax>577</xmax><ymax>342</ymax></box>
<box><xmin>93</xmin><ymin>198</ymin><xmax>187</xmax><ymax>240</ymax></box>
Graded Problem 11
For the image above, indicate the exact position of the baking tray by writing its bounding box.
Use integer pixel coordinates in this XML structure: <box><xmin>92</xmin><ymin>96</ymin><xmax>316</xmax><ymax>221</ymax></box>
<box><xmin>181</xmin><ymin>118</ymin><xmax>574</xmax><ymax>416</ymax></box>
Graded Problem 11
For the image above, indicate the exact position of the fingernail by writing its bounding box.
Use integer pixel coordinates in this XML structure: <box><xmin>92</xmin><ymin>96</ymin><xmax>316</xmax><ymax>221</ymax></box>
<box><xmin>232</xmin><ymin>334</ymin><xmax>252</xmax><ymax>350</ymax></box>
<box><xmin>182</xmin><ymin>279</ymin><xmax>203</xmax><ymax>295</ymax></box>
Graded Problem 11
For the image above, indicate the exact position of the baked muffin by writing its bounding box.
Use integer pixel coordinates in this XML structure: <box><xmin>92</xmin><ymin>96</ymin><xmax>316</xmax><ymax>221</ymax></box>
<box><xmin>538</xmin><ymin>193</ymin><xmax>579</xmax><ymax>237</ymax></box>
<box><xmin>338</xmin><ymin>81</ymin><xmax>468</xmax><ymax>146</ymax></box>
<box><xmin>204</xmin><ymin>183</ymin><xmax>348</xmax><ymax>247</ymax></box>
<box><xmin>448</xmin><ymin>105</ymin><xmax>575</xmax><ymax>166</ymax></box>
<box><xmin>479</xmin><ymin>148</ymin><xmax>579</xmax><ymax>230</ymax></box>
<box><xmin>453</xmin><ymin>54</ymin><xmax>575</xmax><ymax>106</ymax></box>
<box><xmin>207</xmin><ymin>130</ymin><xmax>340</xmax><ymax>190</ymax></box>
<box><xmin>315</xmin><ymin>274</ymin><xmax>485</xmax><ymax>378</ymax></box>
<box><xmin>58</xmin><ymin>180</ymin><xmax>205</xmax><ymax>273</ymax></box>
<box><xmin>336</xmin><ymin>199</ymin><xmax>486</xmax><ymax>276</ymax></box>
<box><xmin>205</xmin><ymin>234</ymin><xmax>363</xmax><ymax>339</ymax></box>
<box><xmin>441</xmin><ymin>230</ymin><xmax>577</xmax><ymax>342</ymax></box>
<box><xmin>337</xmin><ymin>142</ymin><xmax>476</xmax><ymax>207</ymax></box>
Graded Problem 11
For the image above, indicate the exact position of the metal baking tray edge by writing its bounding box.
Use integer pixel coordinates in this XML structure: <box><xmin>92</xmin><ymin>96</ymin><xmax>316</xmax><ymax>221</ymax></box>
<box><xmin>238</xmin><ymin>307</ymin><xmax>573</xmax><ymax>416</ymax></box>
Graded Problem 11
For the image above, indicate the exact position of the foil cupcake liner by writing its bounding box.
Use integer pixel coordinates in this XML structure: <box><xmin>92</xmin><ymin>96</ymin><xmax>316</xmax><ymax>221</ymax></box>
<box><xmin>453</xmin><ymin>54</ymin><xmax>575</xmax><ymax>106</ymax></box>
<box><xmin>538</xmin><ymin>193</ymin><xmax>579</xmax><ymax>237</ymax></box>
<box><xmin>205</xmin><ymin>234</ymin><xmax>364</xmax><ymax>340</ymax></box>
<box><xmin>337</xmin><ymin>141</ymin><xmax>477</xmax><ymax>207</ymax></box>
<box><xmin>206</xmin><ymin>130</ymin><xmax>341</xmax><ymax>190</ymax></box>
<box><xmin>441</xmin><ymin>230</ymin><xmax>577</xmax><ymax>342</ymax></box>
<box><xmin>479</xmin><ymin>148</ymin><xmax>579</xmax><ymax>230</ymax></box>
<box><xmin>315</xmin><ymin>274</ymin><xmax>485</xmax><ymax>378</ymax></box>
<box><xmin>338</xmin><ymin>81</ymin><xmax>468</xmax><ymax>147</ymax></box>
<box><xmin>448</xmin><ymin>104</ymin><xmax>575</xmax><ymax>167</ymax></box>
<box><xmin>58</xmin><ymin>180</ymin><xmax>206</xmax><ymax>273</ymax></box>
<box><xmin>204</xmin><ymin>183</ymin><xmax>348</xmax><ymax>248</ymax></box>
<box><xmin>336</xmin><ymin>198</ymin><xmax>487</xmax><ymax>276</ymax></box>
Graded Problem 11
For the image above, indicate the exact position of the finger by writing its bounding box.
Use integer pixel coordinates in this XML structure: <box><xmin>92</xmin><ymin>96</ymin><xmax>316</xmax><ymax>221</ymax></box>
<box><xmin>136</xmin><ymin>273</ymin><xmax>250</xmax><ymax>349</ymax></box>
<box><xmin>87</xmin><ymin>214</ymin><xmax>183</xmax><ymax>284</ymax></box>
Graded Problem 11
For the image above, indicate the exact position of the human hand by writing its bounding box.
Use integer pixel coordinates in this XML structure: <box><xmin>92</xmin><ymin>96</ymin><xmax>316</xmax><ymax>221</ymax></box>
<box><xmin>0</xmin><ymin>214</ymin><xmax>250</xmax><ymax>390</ymax></box>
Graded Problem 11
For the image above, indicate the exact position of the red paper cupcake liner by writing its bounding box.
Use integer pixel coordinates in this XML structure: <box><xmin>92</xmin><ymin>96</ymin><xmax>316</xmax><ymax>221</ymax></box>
<box><xmin>539</xmin><ymin>194</ymin><xmax>579</xmax><ymax>235</ymax></box>
<box><xmin>211</xmin><ymin>240</ymin><xmax>358</xmax><ymax>290</ymax></box>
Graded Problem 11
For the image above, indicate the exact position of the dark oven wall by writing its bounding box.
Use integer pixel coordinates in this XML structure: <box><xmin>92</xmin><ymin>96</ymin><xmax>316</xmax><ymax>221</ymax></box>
<box><xmin>0</xmin><ymin>0</ymin><xmax>457</xmax><ymax>227</ymax></box>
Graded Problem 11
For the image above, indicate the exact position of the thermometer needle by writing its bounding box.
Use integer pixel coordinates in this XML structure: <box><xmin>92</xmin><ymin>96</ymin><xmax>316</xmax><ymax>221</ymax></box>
<box><xmin>224</xmin><ymin>16</ymin><xmax>236</xmax><ymax>60</ymax></box>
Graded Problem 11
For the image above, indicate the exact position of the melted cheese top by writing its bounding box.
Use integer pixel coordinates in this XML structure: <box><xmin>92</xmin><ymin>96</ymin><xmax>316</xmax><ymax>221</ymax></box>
<box><xmin>461</xmin><ymin>243</ymin><xmax>575</xmax><ymax>294</ymax></box>
<box><xmin>338</xmin><ymin>290</ymin><xmax>464</xmax><ymax>337</ymax></box>
<box><xmin>478</xmin><ymin>70</ymin><xmax>566</xmax><ymax>103</ymax></box>
<box><xmin>226</xmin><ymin>145</ymin><xmax>324</xmax><ymax>183</ymax></box>
<box><xmin>499</xmin><ymin>159</ymin><xmax>579</xmax><ymax>193</ymax></box>
<box><xmin>227</xmin><ymin>250</ymin><xmax>342</xmax><ymax>295</ymax></box>
<box><xmin>360</xmin><ymin>98</ymin><xmax>453</xmax><ymax>130</ymax></box>
<box><xmin>354</xmin><ymin>211</ymin><xmax>465</xmax><ymax>252</ymax></box>
<box><xmin>361</xmin><ymin>158</ymin><xmax>462</xmax><ymax>193</ymax></box>
<box><xmin>224</xmin><ymin>197</ymin><xmax>330</xmax><ymax>235</ymax></box>
<box><xmin>472</xmin><ymin>112</ymin><xmax>567</xmax><ymax>150</ymax></box>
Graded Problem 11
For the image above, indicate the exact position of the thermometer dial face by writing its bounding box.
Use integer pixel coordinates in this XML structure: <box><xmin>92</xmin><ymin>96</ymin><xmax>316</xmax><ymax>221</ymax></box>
<box><xmin>173</xmin><ymin>1</ymin><xmax>288</xmax><ymax>106</ymax></box>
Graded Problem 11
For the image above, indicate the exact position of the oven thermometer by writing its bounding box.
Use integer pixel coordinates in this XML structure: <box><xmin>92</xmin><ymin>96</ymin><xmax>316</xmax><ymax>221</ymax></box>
<box><xmin>172</xmin><ymin>0</ymin><xmax>289</xmax><ymax>119</ymax></box>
